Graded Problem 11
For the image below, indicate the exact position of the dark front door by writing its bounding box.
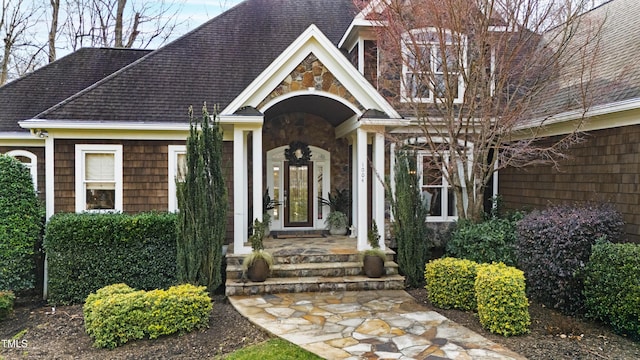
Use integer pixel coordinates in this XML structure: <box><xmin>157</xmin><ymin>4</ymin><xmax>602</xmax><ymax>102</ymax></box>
<box><xmin>283</xmin><ymin>161</ymin><xmax>313</xmax><ymax>227</ymax></box>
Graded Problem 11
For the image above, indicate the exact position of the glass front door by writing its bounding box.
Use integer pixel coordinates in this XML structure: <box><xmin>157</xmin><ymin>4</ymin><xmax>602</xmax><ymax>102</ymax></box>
<box><xmin>284</xmin><ymin>161</ymin><xmax>314</xmax><ymax>227</ymax></box>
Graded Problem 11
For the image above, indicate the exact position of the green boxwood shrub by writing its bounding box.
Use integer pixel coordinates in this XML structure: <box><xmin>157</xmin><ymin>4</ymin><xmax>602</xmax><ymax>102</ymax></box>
<box><xmin>515</xmin><ymin>203</ymin><xmax>624</xmax><ymax>315</ymax></box>
<box><xmin>84</xmin><ymin>283</ymin><xmax>212</xmax><ymax>348</ymax></box>
<box><xmin>424</xmin><ymin>257</ymin><xmax>478</xmax><ymax>311</ymax></box>
<box><xmin>0</xmin><ymin>155</ymin><xmax>44</xmax><ymax>291</ymax></box>
<box><xmin>0</xmin><ymin>291</ymin><xmax>16</xmax><ymax>320</ymax></box>
<box><xmin>44</xmin><ymin>212</ymin><xmax>178</xmax><ymax>304</ymax></box>
<box><xmin>584</xmin><ymin>243</ymin><xmax>640</xmax><ymax>340</ymax></box>
<box><xmin>475</xmin><ymin>263</ymin><xmax>530</xmax><ymax>336</ymax></box>
<box><xmin>446</xmin><ymin>214</ymin><xmax>521</xmax><ymax>266</ymax></box>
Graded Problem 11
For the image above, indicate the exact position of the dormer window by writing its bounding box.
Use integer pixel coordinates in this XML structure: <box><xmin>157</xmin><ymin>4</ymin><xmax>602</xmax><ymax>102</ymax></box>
<box><xmin>401</xmin><ymin>28</ymin><xmax>466</xmax><ymax>103</ymax></box>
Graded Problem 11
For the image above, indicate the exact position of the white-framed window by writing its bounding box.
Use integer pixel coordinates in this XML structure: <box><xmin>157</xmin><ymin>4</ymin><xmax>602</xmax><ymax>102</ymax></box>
<box><xmin>6</xmin><ymin>150</ymin><xmax>37</xmax><ymax>191</ymax></box>
<box><xmin>168</xmin><ymin>145</ymin><xmax>187</xmax><ymax>212</ymax></box>
<box><xmin>401</xmin><ymin>28</ymin><xmax>466</xmax><ymax>103</ymax></box>
<box><xmin>417</xmin><ymin>150</ymin><xmax>468</xmax><ymax>222</ymax></box>
<box><xmin>75</xmin><ymin>144</ymin><xmax>123</xmax><ymax>212</ymax></box>
<box><xmin>391</xmin><ymin>138</ymin><xmax>471</xmax><ymax>222</ymax></box>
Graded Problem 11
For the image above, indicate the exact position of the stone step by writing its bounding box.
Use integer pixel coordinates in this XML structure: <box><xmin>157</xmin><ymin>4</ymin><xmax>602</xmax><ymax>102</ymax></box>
<box><xmin>226</xmin><ymin>251</ymin><xmax>395</xmax><ymax>267</ymax></box>
<box><xmin>225</xmin><ymin>274</ymin><xmax>406</xmax><ymax>296</ymax></box>
<box><xmin>226</xmin><ymin>261</ymin><xmax>399</xmax><ymax>280</ymax></box>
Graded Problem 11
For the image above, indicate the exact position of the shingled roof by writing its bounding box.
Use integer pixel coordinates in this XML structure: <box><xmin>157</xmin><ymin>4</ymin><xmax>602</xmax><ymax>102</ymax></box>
<box><xmin>528</xmin><ymin>0</ymin><xmax>640</xmax><ymax>120</ymax></box>
<box><xmin>0</xmin><ymin>48</ymin><xmax>150</xmax><ymax>132</ymax></box>
<box><xmin>36</xmin><ymin>0</ymin><xmax>357</xmax><ymax>123</ymax></box>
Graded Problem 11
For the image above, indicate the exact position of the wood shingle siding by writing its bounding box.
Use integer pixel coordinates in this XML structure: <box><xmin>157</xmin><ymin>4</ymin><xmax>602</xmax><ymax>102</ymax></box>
<box><xmin>500</xmin><ymin>125</ymin><xmax>640</xmax><ymax>243</ymax></box>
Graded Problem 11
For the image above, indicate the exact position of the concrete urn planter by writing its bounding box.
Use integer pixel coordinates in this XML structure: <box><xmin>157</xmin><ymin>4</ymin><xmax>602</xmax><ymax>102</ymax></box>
<box><xmin>363</xmin><ymin>254</ymin><xmax>385</xmax><ymax>278</ymax></box>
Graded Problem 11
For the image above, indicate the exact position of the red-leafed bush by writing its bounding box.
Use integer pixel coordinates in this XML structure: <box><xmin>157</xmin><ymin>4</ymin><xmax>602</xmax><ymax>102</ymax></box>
<box><xmin>515</xmin><ymin>203</ymin><xmax>624</xmax><ymax>315</ymax></box>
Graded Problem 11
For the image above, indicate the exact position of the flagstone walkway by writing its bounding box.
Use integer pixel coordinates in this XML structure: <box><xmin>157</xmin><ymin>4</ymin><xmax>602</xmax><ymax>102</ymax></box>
<box><xmin>229</xmin><ymin>290</ymin><xmax>526</xmax><ymax>359</ymax></box>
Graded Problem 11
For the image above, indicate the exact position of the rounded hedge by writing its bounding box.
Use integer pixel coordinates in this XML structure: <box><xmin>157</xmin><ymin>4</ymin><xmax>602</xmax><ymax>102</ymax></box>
<box><xmin>0</xmin><ymin>155</ymin><xmax>44</xmax><ymax>291</ymax></box>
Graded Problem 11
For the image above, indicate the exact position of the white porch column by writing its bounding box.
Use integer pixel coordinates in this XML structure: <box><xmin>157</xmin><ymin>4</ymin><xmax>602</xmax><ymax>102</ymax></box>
<box><xmin>356</xmin><ymin>128</ymin><xmax>368</xmax><ymax>250</ymax></box>
<box><xmin>389</xmin><ymin>142</ymin><xmax>396</xmax><ymax>222</ymax></box>
<box><xmin>351</xmin><ymin>134</ymin><xmax>358</xmax><ymax>236</ymax></box>
<box><xmin>252</xmin><ymin>128</ymin><xmax>263</xmax><ymax>224</ymax></box>
<box><xmin>45</xmin><ymin>136</ymin><xmax>55</xmax><ymax>220</ymax></box>
<box><xmin>372</xmin><ymin>131</ymin><xmax>386</xmax><ymax>250</ymax></box>
<box><xmin>43</xmin><ymin>135</ymin><xmax>54</xmax><ymax>300</ymax></box>
<box><xmin>233</xmin><ymin>127</ymin><xmax>250</xmax><ymax>255</ymax></box>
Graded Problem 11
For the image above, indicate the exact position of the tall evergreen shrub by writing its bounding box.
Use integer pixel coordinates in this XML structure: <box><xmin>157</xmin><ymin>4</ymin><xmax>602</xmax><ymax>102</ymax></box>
<box><xmin>176</xmin><ymin>104</ymin><xmax>228</xmax><ymax>292</ymax></box>
<box><xmin>389</xmin><ymin>150</ymin><xmax>432</xmax><ymax>287</ymax></box>
<box><xmin>0</xmin><ymin>155</ymin><xmax>44</xmax><ymax>291</ymax></box>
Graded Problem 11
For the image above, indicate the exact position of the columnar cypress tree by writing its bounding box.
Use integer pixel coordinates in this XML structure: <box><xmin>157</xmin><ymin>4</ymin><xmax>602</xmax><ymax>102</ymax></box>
<box><xmin>176</xmin><ymin>103</ymin><xmax>227</xmax><ymax>292</ymax></box>
<box><xmin>389</xmin><ymin>150</ymin><xmax>431</xmax><ymax>288</ymax></box>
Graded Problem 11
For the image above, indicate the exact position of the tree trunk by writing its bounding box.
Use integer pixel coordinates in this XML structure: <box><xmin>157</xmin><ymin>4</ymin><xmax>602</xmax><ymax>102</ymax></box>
<box><xmin>114</xmin><ymin>0</ymin><xmax>126</xmax><ymax>47</ymax></box>
<box><xmin>48</xmin><ymin>0</ymin><xmax>60</xmax><ymax>62</ymax></box>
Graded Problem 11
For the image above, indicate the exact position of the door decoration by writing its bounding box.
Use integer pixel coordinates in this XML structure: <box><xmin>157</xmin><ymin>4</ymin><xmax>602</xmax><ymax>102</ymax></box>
<box><xmin>285</xmin><ymin>141</ymin><xmax>312</xmax><ymax>166</ymax></box>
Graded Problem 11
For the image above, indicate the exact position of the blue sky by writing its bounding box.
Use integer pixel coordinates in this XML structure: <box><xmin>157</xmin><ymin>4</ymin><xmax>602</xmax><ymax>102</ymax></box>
<box><xmin>176</xmin><ymin>0</ymin><xmax>244</xmax><ymax>31</ymax></box>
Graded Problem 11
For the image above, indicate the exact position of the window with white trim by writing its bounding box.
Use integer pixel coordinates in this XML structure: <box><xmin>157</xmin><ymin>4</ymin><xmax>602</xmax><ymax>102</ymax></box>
<box><xmin>417</xmin><ymin>151</ymin><xmax>465</xmax><ymax>221</ymax></box>
<box><xmin>401</xmin><ymin>28</ymin><xmax>466</xmax><ymax>103</ymax></box>
<box><xmin>168</xmin><ymin>145</ymin><xmax>187</xmax><ymax>212</ymax></box>
<box><xmin>6</xmin><ymin>150</ymin><xmax>37</xmax><ymax>191</ymax></box>
<box><xmin>75</xmin><ymin>144</ymin><xmax>122</xmax><ymax>212</ymax></box>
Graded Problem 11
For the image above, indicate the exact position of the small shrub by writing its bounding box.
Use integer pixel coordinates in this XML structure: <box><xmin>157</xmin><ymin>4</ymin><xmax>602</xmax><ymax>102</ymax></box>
<box><xmin>84</xmin><ymin>283</ymin><xmax>212</xmax><ymax>349</ymax></box>
<box><xmin>584</xmin><ymin>243</ymin><xmax>640</xmax><ymax>340</ymax></box>
<box><xmin>475</xmin><ymin>263</ymin><xmax>530</xmax><ymax>336</ymax></box>
<box><xmin>0</xmin><ymin>155</ymin><xmax>44</xmax><ymax>292</ymax></box>
<box><xmin>446</xmin><ymin>213</ymin><xmax>522</xmax><ymax>266</ymax></box>
<box><xmin>45</xmin><ymin>212</ymin><xmax>178</xmax><ymax>304</ymax></box>
<box><xmin>424</xmin><ymin>257</ymin><xmax>478</xmax><ymax>311</ymax></box>
<box><xmin>515</xmin><ymin>203</ymin><xmax>624</xmax><ymax>315</ymax></box>
<box><xmin>0</xmin><ymin>291</ymin><xmax>16</xmax><ymax>320</ymax></box>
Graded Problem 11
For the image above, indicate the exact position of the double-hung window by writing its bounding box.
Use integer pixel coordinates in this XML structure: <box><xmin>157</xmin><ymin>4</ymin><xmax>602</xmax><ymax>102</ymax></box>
<box><xmin>417</xmin><ymin>150</ymin><xmax>468</xmax><ymax>222</ymax></box>
<box><xmin>75</xmin><ymin>144</ymin><xmax>122</xmax><ymax>212</ymax></box>
<box><xmin>168</xmin><ymin>145</ymin><xmax>187</xmax><ymax>212</ymax></box>
<box><xmin>402</xmin><ymin>28</ymin><xmax>465</xmax><ymax>103</ymax></box>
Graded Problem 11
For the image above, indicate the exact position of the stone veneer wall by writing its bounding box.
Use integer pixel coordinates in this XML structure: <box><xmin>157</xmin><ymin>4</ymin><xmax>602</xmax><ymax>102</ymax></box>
<box><xmin>500</xmin><ymin>124</ymin><xmax>640</xmax><ymax>243</ymax></box>
<box><xmin>258</xmin><ymin>53</ymin><xmax>364</xmax><ymax>112</ymax></box>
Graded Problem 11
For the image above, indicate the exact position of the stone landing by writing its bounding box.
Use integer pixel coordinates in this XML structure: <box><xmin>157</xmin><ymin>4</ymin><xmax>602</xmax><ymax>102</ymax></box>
<box><xmin>225</xmin><ymin>236</ymin><xmax>405</xmax><ymax>296</ymax></box>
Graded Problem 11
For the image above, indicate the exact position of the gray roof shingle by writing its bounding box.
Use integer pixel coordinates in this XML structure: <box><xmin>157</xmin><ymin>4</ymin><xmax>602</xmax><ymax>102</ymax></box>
<box><xmin>37</xmin><ymin>0</ymin><xmax>357</xmax><ymax>123</ymax></box>
<box><xmin>529</xmin><ymin>0</ymin><xmax>640</xmax><ymax>119</ymax></box>
<box><xmin>0</xmin><ymin>48</ymin><xmax>151</xmax><ymax>132</ymax></box>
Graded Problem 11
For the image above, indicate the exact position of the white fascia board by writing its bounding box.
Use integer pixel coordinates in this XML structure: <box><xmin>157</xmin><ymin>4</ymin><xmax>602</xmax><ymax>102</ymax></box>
<box><xmin>219</xmin><ymin>114</ymin><xmax>264</xmax><ymax>125</ymax></box>
<box><xmin>338</xmin><ymin>19</ymin><xmax>381</xmax><ymax>51</ymax></box>
<box><xmin>515</xmin><ymin>98</ymin><xmax>640</xmax><ymax>136</ymax></box>
<box><xmin>223</xmin><ymin>24</ymin><xmax>401</xmax><ymax>120</ymax></box>
<box><xmin>335</xmin><ymin>115</ymin><xmax>408</xmax><ymax>138</ymax></box>
<box><xmin>0</xmin><ymin>131</ymin><xmax>45</xmax><ymax>146</ymax></box>
<box><xmin>19</xmin><ymin>119</ymin><xmax>190</xmax><ymax>131</ymax></box>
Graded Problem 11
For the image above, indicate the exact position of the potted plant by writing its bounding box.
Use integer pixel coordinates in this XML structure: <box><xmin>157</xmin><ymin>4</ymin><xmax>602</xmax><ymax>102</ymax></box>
<box><xmin>362</xmin><ymin>221</ymin><xmax>386</xmax><ymax>278</ymax></box>
<box><xmin>242</xmin><ymin>218</ymin><xmax>274</xmax><ymax>282</ymax></box>
<box><xmin>319</xmin><ymin>188</ymin><xmax>350</xmax><ymax>235</ymax></box>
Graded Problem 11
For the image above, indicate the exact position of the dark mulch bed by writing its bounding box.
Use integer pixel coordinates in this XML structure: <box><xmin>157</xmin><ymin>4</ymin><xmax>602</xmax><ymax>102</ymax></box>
<box><xmin>1</xmin><ymin>289</ymin><xmax>638</xmax><ymax>359</ymax></box>
<box><xmin>408</xmin><ymin>287</ymin><xmax>640</xmax><ymax>360</ymax></box>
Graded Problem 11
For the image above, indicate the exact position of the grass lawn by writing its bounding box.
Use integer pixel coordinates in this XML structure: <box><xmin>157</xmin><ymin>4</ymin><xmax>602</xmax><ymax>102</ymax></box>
<box><xmin>220</xmin><ymin>338</ymin><xmax>323</xmax><ymax>360</ymax></box>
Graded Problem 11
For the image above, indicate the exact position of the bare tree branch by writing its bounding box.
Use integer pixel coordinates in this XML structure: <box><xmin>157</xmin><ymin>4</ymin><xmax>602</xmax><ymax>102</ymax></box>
<box><xmin>366</xmin><ymin>0</ymin><xmax>604</xmax><ymax>221</ymax></box>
